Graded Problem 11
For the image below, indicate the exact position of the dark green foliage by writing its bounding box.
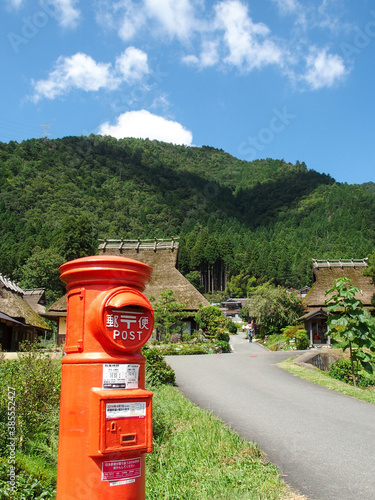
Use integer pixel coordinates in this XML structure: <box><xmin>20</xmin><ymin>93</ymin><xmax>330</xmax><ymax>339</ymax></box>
<box><xmin>329</xmin><ymin>359</ymin><xmax>375</xmax><ymax>387</ymax></box>
<box><xmin>53</xmin><ymin>214</ymin><xmax>97</xmax><ymax>262</ymax></box>
<box><xmin>143</xmin><ymin>347</ymin><xmax>176</xmax><ymax>387</ymax></box>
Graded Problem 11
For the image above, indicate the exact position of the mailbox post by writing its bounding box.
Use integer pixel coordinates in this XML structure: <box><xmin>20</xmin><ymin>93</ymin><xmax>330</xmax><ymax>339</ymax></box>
<box><xmin>56</xmin><ymin>255</ymin><xmax>154</xmax><ymax>500</ymax></box>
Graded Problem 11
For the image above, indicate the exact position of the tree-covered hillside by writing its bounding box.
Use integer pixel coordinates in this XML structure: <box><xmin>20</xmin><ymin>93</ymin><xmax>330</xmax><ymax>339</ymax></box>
<box><xmin>0</xmin><ymin>135</ymin><xmax>374</xmax><ymax>301</ymax></box>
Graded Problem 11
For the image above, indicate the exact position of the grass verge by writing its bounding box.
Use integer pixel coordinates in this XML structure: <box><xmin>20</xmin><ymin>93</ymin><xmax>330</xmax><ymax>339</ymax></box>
<box><xmin>146</xmin><ymin>384</ymin><xmax>304</xmax><ymax>500</ymax></box>
<box><xmin>279</xmin><ymin>357</ymin><xmax>375</xmax><ymax>405</ymax></box>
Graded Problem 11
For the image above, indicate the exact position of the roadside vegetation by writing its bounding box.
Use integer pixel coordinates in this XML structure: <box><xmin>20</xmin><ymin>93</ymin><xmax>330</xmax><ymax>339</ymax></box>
<box><xmin>262</xmin><ymin>325</ymin><xmax>310</xmax><ymax>352</ymax></box>
<box><xmin>0</xmin><ymin>343</ymin><xmax>60</xmax><ymax>499</ymax></box>
<box><xmin>280</xmin><ymin>357</ymin><xmax>375</xmax><ymax>405</ymax></box>
<box><xmin>149</xmin><ymin>291</ymin><xmax>233</xmax><ymax>354</ymax></box>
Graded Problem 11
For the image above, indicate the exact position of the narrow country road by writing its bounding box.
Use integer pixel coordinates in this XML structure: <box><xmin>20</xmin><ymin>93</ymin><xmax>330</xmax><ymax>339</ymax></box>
<box><xmin>165</xmin><ymin>334</ymin><xmax>375</xmax><ymax>500</ymax></box>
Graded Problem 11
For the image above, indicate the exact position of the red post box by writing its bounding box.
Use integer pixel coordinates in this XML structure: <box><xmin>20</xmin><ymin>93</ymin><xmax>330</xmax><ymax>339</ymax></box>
<box><xmin>56</xmin><ymin>255</ymin><xmax>154</xmax><ymax>500</ymax></box>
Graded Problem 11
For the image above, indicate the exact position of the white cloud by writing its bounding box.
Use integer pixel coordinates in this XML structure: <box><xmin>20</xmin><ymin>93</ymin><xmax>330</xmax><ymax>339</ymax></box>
<box><xmin>31</xmin><ymin>48</ymin><xmax>149</xmax><ymax>102</ymax></box>
<box><xmin>31</xmin><ymin>53</ymin><xmax>117</xmax><ymax>101</ymax></box>
<box><xmin>183</xmin><ymin>0</ymin><xmax>284</xmax><ymax>71</ymax></box>
<box><xmin>116</xmin><ymin>47</ymin><xmax>149</xmax><ymax>83</ymax></box>
<box><xmin>98</xmin><ymin>110</ymin><xmax>193</xmax><ymax>145</ymax></box>
<box><xmin>303</xmin><ymin>48</ymin><xmax>346</xmax><ymax>89</ymax></box>
<box><xmin>144</xmin><ymin>0</ymin><xmax>197</xmax><ymax>40</ymax></box>
<box><xmin>92</xmin><ymin>0</ymin><xmax>348</xmax><ymax>91</ymax></box>
<box><xmin>214</xmin><ymin>0</ymin><xmax>283</xmax><ymax>70</ymax></box>
<box><xmin>45</xmin><ymin>0</ymin><xmax>81</xmax><ymax>29</ymax></box>
<box><xmin>182</xmin><ymin>40</ymin><xmax>220</xmax><ymax>68</ymax></box>
<box><xmin>97</xmin><ymin>0</ymin><xmax>199</xmax><ymax>42</ymax></box>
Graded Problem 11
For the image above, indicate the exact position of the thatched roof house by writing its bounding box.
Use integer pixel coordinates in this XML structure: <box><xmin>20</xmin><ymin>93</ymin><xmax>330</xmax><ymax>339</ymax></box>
<box><xmin>98</xmin><ymin>239</ymin><xmax>209</xmax><ymax>312</ymax></box>
<box><xmin>48</xmin><ymin>239</ymin><xmax>209</xmax><ymax>345</ymax></box>
<box><xmin>300</xmin><ymin>259</ymin><xmax>375</xmax><ymax>346</ymax></box>
<box><xmin>0</xmin><ymin>275</ymin><xmax>50</xmax><ymax>351</ymax></box>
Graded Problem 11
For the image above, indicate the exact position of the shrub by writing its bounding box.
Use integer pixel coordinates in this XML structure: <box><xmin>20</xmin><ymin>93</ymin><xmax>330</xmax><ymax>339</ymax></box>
<box><xmin>329</xmin><ymin>359</ymin><xmax>375</xmax><ymax>387</ymax></box>
<box><xmin>215</xmin><ymin>341</ymin><xmax>231</xmax><ymax>353</ymax></box>
<box><xmin>282</xmin><ymin>324</ymin><xmax>305</xmax><ymax>340</ymax></box>
<box><xmin>0</xmin><ymin>342</ymin><xmax>61</xmax><ymax>454</ymax></box>
<box><xmin>195</xmin><ymin>306</ymin><xmax>226</xmax><ymax>338</ymax></box>
<box><xmin>294</xmin><ymin>329</ymin><xmax>310</xmax><ymax>350</ymax></box>
<box><xmin>216</xmin><ymin>330</ymin><xmax>230</xmax><ymax>343</ymax></box>
<box><xmin>226</xmin><ymin>320</ymin><xmax>238</xmax><ymax>335</ymax></box>
<box><xmin>143</xmin><ymin>347</ymin><xmax>176</xmax><ymax>387</ymax></box>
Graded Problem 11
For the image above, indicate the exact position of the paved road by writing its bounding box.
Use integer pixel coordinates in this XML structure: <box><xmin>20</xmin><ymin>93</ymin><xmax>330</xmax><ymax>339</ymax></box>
<box><xmin>166</xmin><ymin>334</ymin><xmax>375</xmax><ymax>500</ymax></box>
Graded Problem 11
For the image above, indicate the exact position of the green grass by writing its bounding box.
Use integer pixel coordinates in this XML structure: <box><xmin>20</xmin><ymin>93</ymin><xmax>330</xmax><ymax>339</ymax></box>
<box><xmin>279</xmin><ymin>358</ymin><xmax>375</xmax><ymax>405</ymax></box>
<box><xmin>146</xmin><ymin>385</ymin><xmax>302</xmax><ymax>500</ymax></box>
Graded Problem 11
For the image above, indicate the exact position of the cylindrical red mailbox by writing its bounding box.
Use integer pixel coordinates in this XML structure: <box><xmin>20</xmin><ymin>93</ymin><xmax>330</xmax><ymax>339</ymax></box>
<box><xmin>56</xmin><ymin>256</ymin><xmax>154</xmax><ymax>500</ymax></box>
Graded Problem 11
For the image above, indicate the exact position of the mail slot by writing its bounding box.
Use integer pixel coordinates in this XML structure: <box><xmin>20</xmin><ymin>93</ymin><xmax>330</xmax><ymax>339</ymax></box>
<box><xmin>89</xmin><ymin>388</ymin><xmax>153</xmax><ymax>456</ymax></box>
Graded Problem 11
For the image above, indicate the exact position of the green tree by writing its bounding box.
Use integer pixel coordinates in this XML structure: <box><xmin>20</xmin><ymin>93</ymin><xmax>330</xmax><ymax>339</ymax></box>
<box><xmin>17</xmin><ymin>247</ymin><xmax>65</xmax><ymax>303</ymax></box>
<box><xmin>325</xmin><ymin>277</ymin><xmax>375</xmax><ymax>387</ymax></box>
<box><xmin>195</xmin><ymin>306</ymin><xmax>226</xmax><ymax>339</ymax></box>
<box><xmin>248</xmin><ymin>283</ymin><xmax>305</xmax><ymax>337</ymax></box>
<box><xmin>53</xmin><ymin>215</ymin><xmax>97</xmax><ymax>262</ymax></box>
<box><xmin>150</xmin><ymin>290</ymin><xmax>186</xmax><ymax>342</ymax></box>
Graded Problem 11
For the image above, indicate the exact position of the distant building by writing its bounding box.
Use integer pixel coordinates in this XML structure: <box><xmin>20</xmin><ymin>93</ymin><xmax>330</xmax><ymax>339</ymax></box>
<box><xmin>0</xmin><ymin>275</ymin><xmax>50</xmax><ymax>351</ymax></box>
<box><xmin>220</xmin><ymin>298</ymin><xmax>248</xmax><ymax>323</ymax></box>
<box><xmin>299</xmin><ymin>259</ymin><xmax>375</xmax><ymax>346</ymax></box>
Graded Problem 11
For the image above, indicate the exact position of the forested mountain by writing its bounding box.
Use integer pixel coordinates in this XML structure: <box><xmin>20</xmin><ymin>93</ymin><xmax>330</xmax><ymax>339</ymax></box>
<box><xmin>0</xmin><ymin>135</ymin><xmax>374</xmax><ymax>301</ymax></box>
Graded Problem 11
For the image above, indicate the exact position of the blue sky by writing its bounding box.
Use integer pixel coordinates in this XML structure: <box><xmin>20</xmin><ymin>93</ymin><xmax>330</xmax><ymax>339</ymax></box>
<box><xmin>1</xmin><ymin>0</ymin><xmax>375</xmax><ymax>185</ymax></box>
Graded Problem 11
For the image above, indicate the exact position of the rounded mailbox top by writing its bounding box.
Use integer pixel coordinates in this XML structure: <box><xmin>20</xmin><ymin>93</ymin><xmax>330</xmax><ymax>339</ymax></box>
<box><xmin>59</xmin><ymin>255</ymin><xmax>152</xmax><ymax>291</ymax></box>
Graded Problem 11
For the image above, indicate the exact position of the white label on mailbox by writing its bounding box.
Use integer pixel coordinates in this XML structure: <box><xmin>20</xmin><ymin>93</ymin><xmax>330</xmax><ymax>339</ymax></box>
<box><xmin>102</xmin><ymin>364</ymin><xmax>139</xmax><ymax>390</ymax></box>
<box><xmin>106</xmin><ymin>401</ymin><xmax>146</xmax><ymax>420</ymax></box>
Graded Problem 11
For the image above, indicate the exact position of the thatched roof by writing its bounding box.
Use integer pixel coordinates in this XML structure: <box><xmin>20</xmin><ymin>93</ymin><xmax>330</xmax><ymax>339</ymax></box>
<box><xmin>23</xmin><ymin>289</ymin><xmax>47</xmax><ymax>315</ymax></box>
<box><xmin>43</xmin><ymin>294</ymin><xmax>68</xmax><ymax>318</ymax></box>
<box><xmin>99</xmin><ymin>239</ymin><xmax>209</xmax><ymax>311</ymax></box>
<box><xmin>303</xmin><ymin>259</ymin><xmax>375</xmax><ymax>308</ymax></box>
<box><xmin>0</xmin><ymin>283</ymin><xmax>50</xmax><ymax>330</ymax></box>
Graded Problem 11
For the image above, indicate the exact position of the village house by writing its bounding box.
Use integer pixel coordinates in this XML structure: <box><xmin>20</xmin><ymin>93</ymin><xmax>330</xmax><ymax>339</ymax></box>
<box><xmin>48</xmin><ymin>238</ymin><xmax>210</xmax><ymax>345</ymax></box>
<box><xmin>220</xmin><ymin>298</ymin><xmax>248</xmax><ymax>323</ymax></box>
<box><xmin>0</xmin><ymin>275</ymin><xmax>50</xmax><ymax>351</ymax></box>
<box><xmin>299</xmin><ymin>258</ymin><xmax>375</xmax><ymax>346</ymax></box>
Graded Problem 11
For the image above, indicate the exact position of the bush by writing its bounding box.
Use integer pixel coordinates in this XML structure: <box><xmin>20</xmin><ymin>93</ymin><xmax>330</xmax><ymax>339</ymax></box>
<box><xmin>143</xmin><ymin>347</ymin><xmax>176</xmax><ymax>387</ymax></box>
<box><xmin>215</xmin><ymin>341</ymin><xmax>231</xmax><ymax>353</ymax></box>
<box><xmin>0</xmin><ymin>342</ymin><xmax>61</xmax><ymax>454</ymax></box>
<box><xmin>282</xmin><ymin>324</ymin><xmax>304</xmax><ymax>340</ymax></box>
<box><xmin>216</xmin><ymin>331</ymin><xmax>230</xmax><ymax>343</ymax></box>
<box><xmin>195</xmin><ymin>306</ymin><xmax>226</xmax><ymax>338</ymax></box>
<box><xmin>226</xmin><ymin>320</ymin><xmax>238</xmax><ymax>335</ymax></box>
<box><xmin>294</xmin><ymin>330</ymin><xmax>310</xmax><ymax>350</ymax></box>
<box><xmin>329</xmin><ymin>359</ymin><xmax>375</xmax><ymax>387</ymax></box>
